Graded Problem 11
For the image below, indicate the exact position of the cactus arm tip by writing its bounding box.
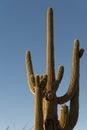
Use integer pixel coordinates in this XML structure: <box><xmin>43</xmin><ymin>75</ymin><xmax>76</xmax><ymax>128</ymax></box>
<box><xmin>56</xmin><ymin>65</ymin><xmax>64</xmax><ymax>84</ymax></box>
<box><xmin>26</xmin><ymin>50</ymin><xmax>34</xmax><ymax>76</ymax></box>
<box><xmin>26</xmin><ymin>50</ymin><xmax>35</xmax><ymax>94</ymax></box>
<box><xmin>74</xmin><ymin>39</ymin><xmax>84</xmax><ymax>58</ymax></box>
<box><xmin>47</xmin><ymin>7</ymin><xmax>53</xmax><ymax>14</ymax></box>
<box><xmin>59</xmin><ymin>104</ymin><xmax>69</xmax><ymax>130</ymax></box>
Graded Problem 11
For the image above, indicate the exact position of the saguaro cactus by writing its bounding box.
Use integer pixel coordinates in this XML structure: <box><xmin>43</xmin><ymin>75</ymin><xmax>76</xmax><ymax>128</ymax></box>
<box><xmin>26</xmin><ymin>8</ymin><xmax>84</xmax><ymax>130</ymax></box>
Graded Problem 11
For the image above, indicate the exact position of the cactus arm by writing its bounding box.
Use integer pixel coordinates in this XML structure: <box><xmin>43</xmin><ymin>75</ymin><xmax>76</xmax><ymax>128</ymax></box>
<box><xmin>59</xmin><ymin>104</ymin><xmax>69</xmax><ymax>130</ymax></box>
<box><xmin>67</xmin><ymin>85</ymin><xmax>79</xmax><ymax>130</ymax></box>
<box><xmin>57</xmin><ymin>45</ymin><xmax>84</xmax><ymax>105</ymax></box>
<box><xmin>34</xmin><ymin>75</ymin><xmax>47</xmax><ymax>130</ymax></box>
<box><xmin>56</xmin><ymin>66</ymin><xmax>64</xmax><ymax>84</ymax></box>
<box><xmin>67</xmin><ymin>47</ymin><xmax>83</xmax><ymax>129</ymax></box>
<box><xmin>48</xmin><ymin>65</ymin><xmax>64</xmax><ymax>93</ymax></box>
<box><xmin>34</xmin><ymin>87</ymin><xmax>43</xmax><ymax>130</ymax></box>
<box><xmin>57</xmin><ymin>40</ymin><xmax>80</xmax><ymax>104</ymax></box>
<box><xmin>26</xmin><ymin>51</ymin><xmax>47</xmax><ymax>130</ymax></box>
<box><xmin>53</xmin><ymin>65</ymin><xmax>64</xmax><ymax>92</ymax></box>
<box><xmin>46</xmin><ymin>8</ymin><xmax>55</xmax><ymax>91</ymax></box>
<box><xmin>26</xmin><ymin>51</ymin><xmax>34</xmax><ymax>75</ymax></box>
<box><xmin>45</xmin><ymin>65</ymin><xmax>64</xmax><ymax>100</ymax></box>
<box><xmin>26</xmin><ymin>51</ymin><xmax>35</xmax><ymax>94</ymax></box>
<box><xmin>34</xmin><ymin>75</ymin><xmax>44</xmax><ymax>130</ymax></box>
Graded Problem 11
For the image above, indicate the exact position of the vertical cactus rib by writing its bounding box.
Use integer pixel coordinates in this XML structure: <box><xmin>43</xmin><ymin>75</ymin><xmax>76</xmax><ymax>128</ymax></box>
<box><xmin>26</xmin><ymin>51</ymin><xmax>35</xmax><ymax>94</ymax></box>
<box><xmin>46</xmin><ymin>8</ymin><xmax>55</xmax><ymax>91</ymax></box>
<box><xmin>59</xmin><ymin>104</ymin><xmax>69</xmax><ymax>130</ymax></box>
<box><xmin>57</xmin><ymin>40</ymin><xmax>80</xmax><ymax>104</ymax></box>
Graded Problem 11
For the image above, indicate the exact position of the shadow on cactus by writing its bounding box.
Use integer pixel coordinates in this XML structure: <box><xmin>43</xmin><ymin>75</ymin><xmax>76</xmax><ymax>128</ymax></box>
<box><xmin>26</xmin><ymin>8</ymin><xmax>84</xmax><ymax>130</ymax></box>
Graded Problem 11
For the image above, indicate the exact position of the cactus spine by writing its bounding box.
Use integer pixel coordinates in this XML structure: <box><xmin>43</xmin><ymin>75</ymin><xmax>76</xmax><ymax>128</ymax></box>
<box><xmin>26</xmin><ymin>8</ymin><xmax>84</xmax><ymax>130</ymax></box>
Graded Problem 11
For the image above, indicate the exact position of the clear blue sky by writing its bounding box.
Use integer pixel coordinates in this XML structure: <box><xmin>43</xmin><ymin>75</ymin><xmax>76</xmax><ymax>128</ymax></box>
<box><xmin>0</xmin><ymin>0</ymin><xmax>86</xmax><ymax>130</ymax></box>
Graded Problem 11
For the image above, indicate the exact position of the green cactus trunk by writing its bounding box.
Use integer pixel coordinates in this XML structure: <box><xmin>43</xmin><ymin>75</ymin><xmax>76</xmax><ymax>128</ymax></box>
<box><xmin>26</xmin><ymin>7</ymin><xmax>84</xmax><ymax>130</ymax></box>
